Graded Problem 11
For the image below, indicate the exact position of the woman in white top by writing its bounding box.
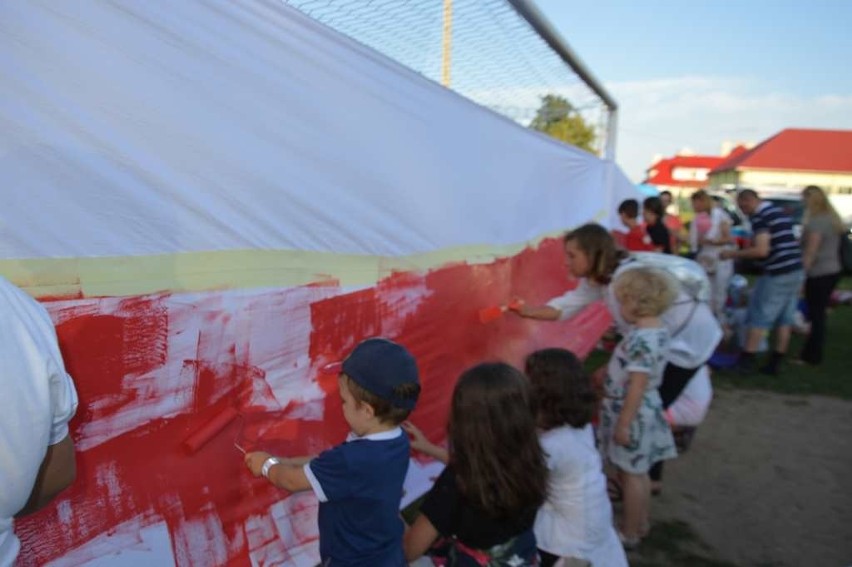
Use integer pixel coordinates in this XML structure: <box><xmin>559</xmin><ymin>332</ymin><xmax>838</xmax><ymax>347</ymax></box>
<box><xmin>688</xmin><ymin>190</ymin><xmax>734</xmax><ymax>319</ymax></box>
<box><xmin>514</xmin><ymin>223</ymin><xmax>722</xmax><ymax>493</ymax></box>
<box><xmin>525</xmin><ymin>348</ymin><xmax>628</xmax><ymax>567</ymax></box>
<box><xmin>514</xmin><ymin>223</ymin><xmax>720</xmax><ymax>388</ymax></box>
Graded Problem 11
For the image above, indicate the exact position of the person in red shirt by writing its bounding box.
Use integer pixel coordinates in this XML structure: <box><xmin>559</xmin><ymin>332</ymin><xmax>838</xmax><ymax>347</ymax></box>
<box><xmin>660</xmin><ymin>191</ymin><xmax>685</xmax><ymax>253</ymax></box>
<box><xmin>614</xmin><ymin>199</ymin><xmax>653</xmax><ymax>252</ymax></box>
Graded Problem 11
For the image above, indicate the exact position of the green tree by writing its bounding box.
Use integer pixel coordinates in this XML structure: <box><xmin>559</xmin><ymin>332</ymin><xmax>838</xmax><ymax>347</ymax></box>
<box><xmin>528</xmin><ymin>94</ymin><xmax>597</xmax><ymax>153</ymax></box>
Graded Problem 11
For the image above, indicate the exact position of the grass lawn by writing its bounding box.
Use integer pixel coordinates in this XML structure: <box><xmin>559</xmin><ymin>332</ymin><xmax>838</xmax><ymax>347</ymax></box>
<box><xmin>713</xmin><ymin>274</ymin><xmax>852</xmax><ymax>400</ymax></box>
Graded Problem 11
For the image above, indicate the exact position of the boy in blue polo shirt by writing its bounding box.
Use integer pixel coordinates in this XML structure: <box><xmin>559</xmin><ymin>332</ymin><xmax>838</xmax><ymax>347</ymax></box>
<box><xmin>245</xmin><ymin>337</ymin><xmax>420</xmax><ymax>566</ymax></box>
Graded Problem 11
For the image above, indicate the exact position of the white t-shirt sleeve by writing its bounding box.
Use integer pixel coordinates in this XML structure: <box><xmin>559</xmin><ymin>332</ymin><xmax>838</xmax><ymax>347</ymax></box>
<box><xmin>545</xmin><ymin>279</ymin><xmax>603</xmax><ymax>321</ymax></box>
<box><xmin>30</xmin><ymin>298</ymin><xmax>79</xmax><ymax>445</ymax></box>
<box><xmin>46</xmin><ymin>356</ymin><xmax>78</xmax><ymax>445</ymax></box>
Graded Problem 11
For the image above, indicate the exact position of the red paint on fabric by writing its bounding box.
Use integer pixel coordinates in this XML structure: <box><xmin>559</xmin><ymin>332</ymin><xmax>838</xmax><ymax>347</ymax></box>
<box><xmin>16</xmin><ymin>238</ymin><xmax>612</xmax><ymax>566</ymax></box>
<box><xmin>314</xmin><ymin>366</ymin><xmax>340</xmax><ymax>395</ymax></box>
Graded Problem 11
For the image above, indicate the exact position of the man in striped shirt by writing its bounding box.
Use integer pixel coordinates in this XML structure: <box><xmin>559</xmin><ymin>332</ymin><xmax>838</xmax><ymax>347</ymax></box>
<box><xmin>721</xmin><ymin>189</ymin><xmax>804</xmax><ymax>374</ymax></box>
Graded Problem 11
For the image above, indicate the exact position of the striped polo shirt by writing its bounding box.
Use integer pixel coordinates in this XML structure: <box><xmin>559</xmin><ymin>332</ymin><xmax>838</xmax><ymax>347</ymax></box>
<box><xmin>749</xmin><ymin>201</ymin><xmax>802</xmax><ymax>275</ymax></box>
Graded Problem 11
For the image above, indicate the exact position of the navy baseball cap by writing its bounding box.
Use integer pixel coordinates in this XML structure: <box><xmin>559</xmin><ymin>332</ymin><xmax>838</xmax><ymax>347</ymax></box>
<box><xmin>339</xmin><ymin>338</ymin><xmax>420</xmax><ymax>410</ymax></box>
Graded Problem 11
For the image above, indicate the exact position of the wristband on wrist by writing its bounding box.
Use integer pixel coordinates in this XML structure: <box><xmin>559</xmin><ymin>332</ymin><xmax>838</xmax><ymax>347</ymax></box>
<box><xmin>261</xmin><ymin>456</ymin><xmax>281</xmax><ymax>479</ymax></box>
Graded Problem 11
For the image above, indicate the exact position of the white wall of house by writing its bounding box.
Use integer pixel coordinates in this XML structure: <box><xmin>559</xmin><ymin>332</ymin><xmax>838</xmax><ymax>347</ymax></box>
<box><xmin>709</xmin><ymin>169</ymin><xmax>852</xmax><ymax>194</ymax></box>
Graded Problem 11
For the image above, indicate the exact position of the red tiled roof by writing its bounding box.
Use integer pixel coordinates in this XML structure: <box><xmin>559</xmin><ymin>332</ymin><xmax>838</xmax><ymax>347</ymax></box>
<box><xmin>710</xmin><ymin>128</ymin><xmax>852</xmax><ymax>174</ymax></box>
<box><xmin>644</xmin><ymin>154</ymin><xmax>728</xmax><ymax>188</ymax></box>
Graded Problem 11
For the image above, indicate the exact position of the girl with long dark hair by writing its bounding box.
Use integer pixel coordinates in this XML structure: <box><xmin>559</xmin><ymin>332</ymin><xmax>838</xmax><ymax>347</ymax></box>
<box><xmin>403</xmin><ymin>363</ymin><xmax>548</xmax><ymax>566</ymax></box>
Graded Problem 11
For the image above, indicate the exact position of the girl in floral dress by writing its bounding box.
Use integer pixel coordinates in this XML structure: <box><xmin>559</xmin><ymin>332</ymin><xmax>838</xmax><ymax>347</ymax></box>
<box><xmin>599</xmin><ymin>267</ymin><xmax>679</xmax><ymax>549</ymax></box>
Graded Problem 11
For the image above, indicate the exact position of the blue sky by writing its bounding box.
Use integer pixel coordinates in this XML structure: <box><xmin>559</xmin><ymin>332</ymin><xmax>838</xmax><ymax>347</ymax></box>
<box><xmin>535</xmin><ymin>0</ymin><xmax>852</xmax><ymax>181</ymax></box>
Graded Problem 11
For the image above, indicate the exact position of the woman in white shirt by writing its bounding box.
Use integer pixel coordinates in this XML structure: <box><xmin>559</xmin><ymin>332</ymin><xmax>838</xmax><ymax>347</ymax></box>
<box><xmin>514</xmin><ymin>223</ymin><xmax>720</xmax><ymax>386</ymax></box>
<box><xmin>514</xmin><ymin>223</ymin><xmax>722</xmax><ymax>494</ymax></box>
<box><xmin>688</xmin><ymin>190</ymin><xmax>735</xmax><ymax>318</ymax></box>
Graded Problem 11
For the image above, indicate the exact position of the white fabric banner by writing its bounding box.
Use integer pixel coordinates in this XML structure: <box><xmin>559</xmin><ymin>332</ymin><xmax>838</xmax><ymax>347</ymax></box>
<box><xmin>0</xmin><ymin>0</ymin><xmax>637</xmax><ymax>261</ymax></box>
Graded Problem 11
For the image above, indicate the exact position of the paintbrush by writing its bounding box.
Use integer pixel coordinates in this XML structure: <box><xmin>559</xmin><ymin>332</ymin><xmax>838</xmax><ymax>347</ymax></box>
<box><xmin>478</xmin><ymin>299</ymin><xmax>524</xmax><ymax>324</ymax></box>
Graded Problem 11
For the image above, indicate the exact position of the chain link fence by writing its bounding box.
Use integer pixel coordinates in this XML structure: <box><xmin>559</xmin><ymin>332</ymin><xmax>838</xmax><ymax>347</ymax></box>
<box><xmin>282</xmin><ymin>0</ymin><xmax>616</xmax><ymax>157</ymax></box>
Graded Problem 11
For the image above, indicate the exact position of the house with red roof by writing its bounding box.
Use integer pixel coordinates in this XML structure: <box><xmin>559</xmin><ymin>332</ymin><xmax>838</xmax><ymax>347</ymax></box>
<box><xmin>644</xmin><ymin>145</ymin><xmax>748</xmax><ymax>194</ymax></box>
<box><xmin>708</xmin><ymin>128</ymin><xmax>852</xmax><ymax>194</ymax></box>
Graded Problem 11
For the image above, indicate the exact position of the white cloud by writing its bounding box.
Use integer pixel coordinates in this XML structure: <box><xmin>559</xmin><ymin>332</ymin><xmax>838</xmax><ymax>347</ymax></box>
<box><xmin>609</xmin><ymin>76</ymin><xmax>852</xmax><ymax>182</ymax></box>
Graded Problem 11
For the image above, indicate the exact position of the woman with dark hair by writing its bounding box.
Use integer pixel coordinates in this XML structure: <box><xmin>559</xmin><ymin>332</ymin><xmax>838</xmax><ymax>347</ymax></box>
<box><xmin>525</xmin><ymin>349</ymin><xmax>627</xmax><ymax>567</ymax></box>
<box><xmin>402</xmin><ymin>363</ymin><xmax>548</xmax><ymax>566</ymax></box>
<box><xmin>514</xmin><ymin>222</ymin><xmax>721</xmax><ymax>496</ymax></box>
<box><xmin>513</xmin><ymin>224</ymin><xmax>626</xmax><ymax>325</ymax></box>
<box><xmin>642</xmin><ymin>196</ymin><xmax>672</xmax><ymax>254</ymax></box>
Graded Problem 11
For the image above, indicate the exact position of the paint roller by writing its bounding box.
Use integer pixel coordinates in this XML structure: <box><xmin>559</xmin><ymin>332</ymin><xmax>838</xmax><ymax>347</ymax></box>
<box><xmin>182</xmin><ymin>406</ymin><xmax>240</xmax><ymax>453</ymax></box>
<box><xmin>478</xmin><ymin>298</ymin><xmax>524</xmax><ymax>324</ymax></box>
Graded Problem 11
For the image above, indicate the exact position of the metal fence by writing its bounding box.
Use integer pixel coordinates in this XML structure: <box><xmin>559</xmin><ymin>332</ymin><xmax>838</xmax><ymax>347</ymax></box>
<box><xmin>281</xmin><ymin>0</ymin><xmax>617</xmax><ymax>158</ymax></box>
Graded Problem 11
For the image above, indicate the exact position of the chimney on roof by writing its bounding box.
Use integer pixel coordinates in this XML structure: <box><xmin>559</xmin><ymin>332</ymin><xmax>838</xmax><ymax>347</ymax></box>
<box><xmin>722</xmin><ymin>140</ymin><xmax>754</xmax><ymax>156</ymax></box>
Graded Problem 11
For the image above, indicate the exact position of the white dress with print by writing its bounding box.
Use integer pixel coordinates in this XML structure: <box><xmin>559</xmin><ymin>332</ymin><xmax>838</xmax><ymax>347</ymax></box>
<box><xmin>598</xmin><ymin>327</ymin><xmax>678</xmax><ymax>474</ymax></box>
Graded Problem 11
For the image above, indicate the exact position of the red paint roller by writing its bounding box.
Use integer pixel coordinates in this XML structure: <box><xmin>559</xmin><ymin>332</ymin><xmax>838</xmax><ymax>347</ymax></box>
<box><xmin>182</xmin><ymin>406</ymin><xmax>240</xmax><ymax>453</ymax></box>
<box><xmin>478</xmin><ymin>299</ymin><xmax>524</xmax><ymax>324</ymax></box>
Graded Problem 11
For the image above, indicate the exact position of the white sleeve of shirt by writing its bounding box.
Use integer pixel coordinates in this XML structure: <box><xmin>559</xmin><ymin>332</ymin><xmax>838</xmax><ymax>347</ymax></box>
<box><xmin>46</xmin><ymin>356</ymin><xmax>79</xmax><ymax>445</ymax></box>
<box><xmin>545</xmin><ymin>279</ymin><xmax>604</xmax><ymax>321</ymax></box>
<box><xmin>30</xmin><ymin>296</ymin><xmax>79</xmax><ymax>445</ymax></box>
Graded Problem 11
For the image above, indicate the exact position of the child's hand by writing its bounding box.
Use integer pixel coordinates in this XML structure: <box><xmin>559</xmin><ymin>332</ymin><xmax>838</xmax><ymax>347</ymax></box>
<box><xmin>614</xmin><ymin>425</ymin><xmax>632</xmax><ymax>447</ymax></box>
<box><xmin>245</xmin><ymin>451</ymin><xmax>272</xmax><ymax>476</ymax></box>
<box><xmin>403</xmin><ymin>421</ymin><xmax>450</xmax><ymax>464</ymax></box>
<box><xmin>506</xmin><ymin>298</ymin><xmax>525</xmax><ymax>312</ymax></box>
<box><xmin>402</xmin><ymin>421</ymin><xmax>431</xmax><ymax>454</ymax></box>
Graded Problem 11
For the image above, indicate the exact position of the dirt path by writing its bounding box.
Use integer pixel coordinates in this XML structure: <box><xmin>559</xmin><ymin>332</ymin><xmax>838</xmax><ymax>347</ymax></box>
<box><xmin>646</xmin><ymin>387</ymin><xmax>852</xmax><ymax>566</ymax></box>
